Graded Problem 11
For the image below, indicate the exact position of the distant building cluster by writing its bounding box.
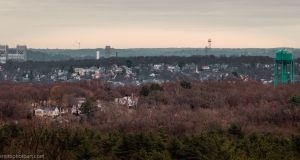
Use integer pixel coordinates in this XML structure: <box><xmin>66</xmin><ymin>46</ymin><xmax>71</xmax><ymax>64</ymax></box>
<box><xmin>95</xmin><ymin>46</ymin><xmax>112</xmax><ymax>60</ymax></box>
<box><xmin>0</xmin><ymin>44</ymin><xmax>27</xmax><ymax>64</ymax></box>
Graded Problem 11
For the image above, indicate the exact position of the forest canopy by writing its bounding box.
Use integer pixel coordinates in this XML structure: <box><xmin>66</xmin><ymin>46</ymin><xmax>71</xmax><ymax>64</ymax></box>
<box><xmin>1</xmin><ymin>80</ymin><xmax>300</xmax><ymax>159</ymax></box>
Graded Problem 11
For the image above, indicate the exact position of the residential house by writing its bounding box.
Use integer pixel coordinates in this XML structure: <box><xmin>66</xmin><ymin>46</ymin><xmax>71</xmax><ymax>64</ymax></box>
<box><xmin>202</xmin><ymin>66</ymin><xmax>210</xmax><ymax>70</ymax></box>
<box><xmin>57</xmin><ymin>70</ymin><xmax>67</xmax><ymax>76</ymax></box>
<box><xmin>149</xmin><ymin>73</ymin><xmax>155</xmax><ymax>77</ymax></box>
<box><xmin>92</xmin><ymin>72</ymin><xmax>101</xmax><ymax>79</ymax></box>
<box><xmin>35</xmin><ymin>106</ymin><xmax>59</xmax><ymax>118</ymax></box>
<box><xmin>74</xmin><ymin>68</ymin><xmax>86</xmax><ymax>76</ymax></box>
<box><xmin>114</xmin><ymin>67</ymin><xmax>123</xmax><ymax>74</ymax></box>
<box><xmin>167</xmin><ymin>66</ymin><xmax>175</xmax><ymax>72</ymax></box>
<box><xmin>168</xmin><ymin>65</ymin><xmax>181</xmax><ymax>72</ymax></box>
<box><xmin>70</xmin><ymin>97</ymin><xmax>86</xmax><ymax>114</ymax></box>
<box><xmin>115</xmin><ymin>95</ymin><xmax>138</xmax><ymax>108</ymax></box>
<box><xmin>153</xmin><ymin>64</ymin><xmax>162</xmax><ymax>70</ymax></box>
<box><xmin>221</xmin><ymin>64</ymin><xmax>228</xmax><ymax>69</ymax></box>
<box><xmin>88</xmin><ymin>66</ymin><xmax>98</xmax><ymax>73</ymax></box>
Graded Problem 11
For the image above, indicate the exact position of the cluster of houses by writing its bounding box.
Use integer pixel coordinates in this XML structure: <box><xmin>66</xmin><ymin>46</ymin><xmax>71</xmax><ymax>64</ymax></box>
<box><xmin>3</xmin><ymin>60</ymin><xmax>300</xmax><ymax>85</ymax></box>
<box><xmin>34</xmin><ymin>95</ymin><xmax>139</xmax><ymax>119</ymax></box>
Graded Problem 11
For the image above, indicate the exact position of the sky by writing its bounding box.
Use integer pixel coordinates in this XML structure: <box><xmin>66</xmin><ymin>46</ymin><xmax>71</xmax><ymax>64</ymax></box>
<box><xmin>0</xmin><ymin>0</ymin><xmax>299</xmax><ymax>49</ymax></box>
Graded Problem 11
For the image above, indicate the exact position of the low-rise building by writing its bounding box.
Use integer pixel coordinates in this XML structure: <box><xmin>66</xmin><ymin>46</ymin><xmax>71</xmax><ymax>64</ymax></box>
<box><xmin>35</xmin><ymin>106</ymin><xmax>59</xmax><ymax>118</ymax></box>
<box><xmin>202</xmin><ymin>66</ymin><xmax>210</xmax><ymax>70</ymax></box>
<box><xmin>115</xmin><ymin>95</ymin><xmax>138</xmax><ymax>108</ymax></box>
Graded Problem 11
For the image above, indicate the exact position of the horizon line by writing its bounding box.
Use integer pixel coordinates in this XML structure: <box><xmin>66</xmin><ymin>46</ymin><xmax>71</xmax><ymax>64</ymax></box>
<box><xmin>28</xmin><ymin>47</ymin><xmax>299</xmax><ymax>50</ymax></box>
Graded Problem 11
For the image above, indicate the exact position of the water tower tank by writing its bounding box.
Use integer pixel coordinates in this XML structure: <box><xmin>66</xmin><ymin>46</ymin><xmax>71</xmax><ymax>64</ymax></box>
<box><xmin>274</xmin><ymin>49</ymin><xmax>294</xmax><ymax>86</ymax></box>
<box><xmin>275</xmin><ymin>49</ymin><xmax>293</xmax><ymax>64</ymax></box>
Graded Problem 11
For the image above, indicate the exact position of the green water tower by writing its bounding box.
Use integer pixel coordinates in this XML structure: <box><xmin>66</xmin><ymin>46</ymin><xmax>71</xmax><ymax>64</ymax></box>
<box><xmin>274</xmin><ymin>49</ymin><xmax>294</xmax><ymax>86</ymax></box>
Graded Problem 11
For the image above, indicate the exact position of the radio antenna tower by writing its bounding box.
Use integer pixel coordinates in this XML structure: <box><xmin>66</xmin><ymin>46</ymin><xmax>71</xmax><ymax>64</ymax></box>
<box><xmin>76</xmin><ymin>41</ymin><xmax>81</xmax><ymax>50</ymax></box>
<box><xmin>208</xmin><ymin>38</ymin><xmax>211</xmax><ymax>49</ymax></box>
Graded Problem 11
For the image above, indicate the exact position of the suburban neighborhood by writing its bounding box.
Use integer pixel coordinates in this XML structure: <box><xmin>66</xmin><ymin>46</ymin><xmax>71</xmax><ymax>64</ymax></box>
<box><xmin>1</xmin><ymin>58</ymin><xmax>299</xmax><ymax>86</ymax></box>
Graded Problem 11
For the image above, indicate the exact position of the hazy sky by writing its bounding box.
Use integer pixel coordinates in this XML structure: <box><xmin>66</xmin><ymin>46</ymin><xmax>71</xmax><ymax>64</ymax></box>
<box><xmin>1</xmin><ymin>0</ymin><xmax>299</xmax><ymax>49</ymax></box>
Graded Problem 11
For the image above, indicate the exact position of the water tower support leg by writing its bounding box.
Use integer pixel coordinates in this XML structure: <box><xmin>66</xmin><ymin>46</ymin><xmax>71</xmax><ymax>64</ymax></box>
<box><xmin>281</xmin><ymin>62</ymin><xmax>285</xmax><ymax>83</ymax></box>
<box><xmin>284</xmin><ymin>64</ymin><xmax>287</xmax><ymax>83</ymax></box>
<box><xmin>291</xmin><ymin>61</ymin><xmax>294</xmax><ymax>84</ymax></box>
<box><xmin>274</xmin><ymin>62</ymin><xmax>278</xmax><ymax>86</ymax></box>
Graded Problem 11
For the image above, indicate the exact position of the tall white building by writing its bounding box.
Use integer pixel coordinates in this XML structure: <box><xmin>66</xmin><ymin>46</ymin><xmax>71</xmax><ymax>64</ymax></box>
<box><xmin>0</xmin><ymin>45</ymin><xmax>8</xmax><ymax>64</ymax></box>
<box><xmin>105</xmin><ymin>46</ymin><xmax>111</xmax><ymax>58</ymax></box>
<box><xmin>0</xmin><ymin>45</ymin><xmax>27</xmax><ymax>64</ymax></box>
<box><xmin>96</xmin><ymin>51</ymin><xmax>100</xmax><ymax>60</ymax></box>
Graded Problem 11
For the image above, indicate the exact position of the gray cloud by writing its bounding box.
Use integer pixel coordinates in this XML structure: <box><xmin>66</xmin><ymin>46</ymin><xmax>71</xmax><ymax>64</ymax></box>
<box><xmin>2</xmin><ymin>0</ymin><xmax>299</xmax><ymax>28</ymax></box>
<box><xmin>1</xmin><ymin>0</ymin><xmax>299</xmax><ymax>47</ymax></box>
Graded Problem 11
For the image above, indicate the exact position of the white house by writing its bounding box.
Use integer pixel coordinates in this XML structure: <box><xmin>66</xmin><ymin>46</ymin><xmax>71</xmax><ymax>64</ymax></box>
<box><xmin>167</xmin><ymin>66</ymin><xmax>175</xmax><ymax>71</ymax></box>
<box><xmin>35</xmin><ymin>106</ymin><xmax>59</xmax><ymax>118</ymax></box>
<box><xmin>70</xmin><ymin>97</ymin><xmax>86</xmax><ymax>114</ymax></box>
<box><xmin>149</xmin><ymin>73</ymin><xmax>155</xmax><ymax>77</ymax></box>
<box><xmin>153</xmin><ymin>64</ymin><xmax>162</xmax><ymax>70</ymax></box>
<box><xmin>115</xmin><ymin>95</ymin><xmax>138</xmax><ymax>108</ymax></box>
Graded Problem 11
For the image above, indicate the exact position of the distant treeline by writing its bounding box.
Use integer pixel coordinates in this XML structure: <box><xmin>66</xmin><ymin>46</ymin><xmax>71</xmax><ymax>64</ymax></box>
<box><xmin>30</xmin><ymin>48</ymin><xmax>300</xmax><ymax>59</ymax></box>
